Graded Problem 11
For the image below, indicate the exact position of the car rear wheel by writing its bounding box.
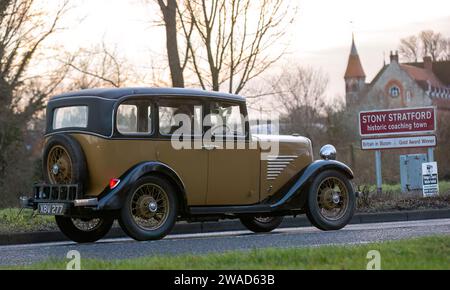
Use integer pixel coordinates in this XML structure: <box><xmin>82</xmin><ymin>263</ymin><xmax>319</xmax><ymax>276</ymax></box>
<box><xmin>240</xmin><ymin>216</ymin><xmax>284</xmax><ymax>233</ymax></box>
<box><xmin>55</xmin><ymin>216</ymin><xmax>114</xmax><ymax>243</ymax></box>
<box><xmin>306</xmin><ymin>170</ymin><xmax>355</xmax><ymax>231</ymax></box>
<box><xmin>119</xmin><ymin>176</ymin><xmax>178</xmax><ymax>241</ymax></box>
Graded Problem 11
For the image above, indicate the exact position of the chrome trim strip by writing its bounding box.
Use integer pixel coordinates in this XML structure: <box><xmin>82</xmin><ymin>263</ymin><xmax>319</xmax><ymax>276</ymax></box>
<box><xmin>45</xmin><ymin>130</ymin><xmax>109</xmax><ymax>139</ymax></box>
<box><xmin>267</xmin><ymin>155</ymin><xmax>298</xmax><ymax>159</ymax></box>
<box><xmin>51</xmin><ymin>95</ymin><xmax>117</xmax><ymax>102</ymax></box>
<box><xmin>74</xmin><ymin>198</ymin><xmax>98</xmax><ymax>207</ymax></box>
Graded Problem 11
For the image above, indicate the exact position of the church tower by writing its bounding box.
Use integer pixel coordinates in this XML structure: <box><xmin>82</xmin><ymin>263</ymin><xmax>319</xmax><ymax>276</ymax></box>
<box><xmin>344</xmin><ymin>35</ymin><xmax>366</xmax><ymax>107</ymax></box>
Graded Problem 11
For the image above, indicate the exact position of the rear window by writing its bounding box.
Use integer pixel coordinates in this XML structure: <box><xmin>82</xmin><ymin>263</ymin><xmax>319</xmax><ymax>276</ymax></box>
<box><xmin>53</xmin><ymin>106</ymin><xmax>88</xmax><ymax>129</ymax></box>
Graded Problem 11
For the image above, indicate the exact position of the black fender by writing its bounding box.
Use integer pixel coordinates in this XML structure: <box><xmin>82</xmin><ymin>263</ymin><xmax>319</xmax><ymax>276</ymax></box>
<box><xmin>96</xmin><ymin>161</ymin><xmax>188</xmax><ymax>212</ymax></box>
<box><xmin>270</xmin><ymin>160</ymin><xmax>354</xmax><ymax>209</ymax></box>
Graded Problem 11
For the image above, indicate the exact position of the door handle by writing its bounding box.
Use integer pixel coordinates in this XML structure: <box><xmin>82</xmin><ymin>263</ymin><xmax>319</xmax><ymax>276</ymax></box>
<box><xmin>202</xmin><ymin>144</ymin><xmax>221</xmax><ymax>150</ymax></box>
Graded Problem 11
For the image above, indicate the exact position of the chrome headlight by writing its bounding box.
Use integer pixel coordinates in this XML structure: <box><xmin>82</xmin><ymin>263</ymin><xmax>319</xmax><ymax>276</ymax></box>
<box><xmin>320</xmin><ymin>144</ymin><xmax>336</xmax><ymax>160</ymax></box>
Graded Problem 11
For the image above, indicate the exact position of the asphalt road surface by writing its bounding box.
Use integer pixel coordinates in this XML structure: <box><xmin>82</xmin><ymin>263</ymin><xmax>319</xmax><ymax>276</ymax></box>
<box><xmin>1</xmin><ymin>219</ymin><xmax>449</xmax><ymax>267</ymax></box>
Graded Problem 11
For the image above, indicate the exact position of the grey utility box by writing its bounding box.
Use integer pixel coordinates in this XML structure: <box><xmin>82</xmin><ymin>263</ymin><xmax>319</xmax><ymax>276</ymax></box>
<box><xmin>400</xmin><ymin>154</ymin><xmax>428</xmax><ymax>192</ymax></box>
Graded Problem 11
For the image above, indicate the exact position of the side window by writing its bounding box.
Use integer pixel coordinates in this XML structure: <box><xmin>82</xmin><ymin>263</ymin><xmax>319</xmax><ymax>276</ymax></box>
<box><xmin>159</xmin><ymin>100</ymin><xmax>202</xmax><ymax>136</ymax></box>
<box><xmin>53</xmin><ymin>106</ymin><xmax>88</xmax><ymax>129</ymax></box>
<box><xmin>117</xmin><ymin>100</ymin><xmax>152</xmax><ymax>135</ymax></box>
<box><xmin>209</xmin><ymin>102</ymin><xmax>245</xmax><ymax>137</ymax></box>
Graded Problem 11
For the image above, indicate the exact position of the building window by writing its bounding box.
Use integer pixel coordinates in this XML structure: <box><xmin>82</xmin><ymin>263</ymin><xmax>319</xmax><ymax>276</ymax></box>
<box><xmin>389</xmin><ymin>86</ymin><xmax>400</xmax><ymax>98</ymax></box>
<box><xmin>406</xmin><ymin>90</ymin><xmax>412</xmax><ymax>102</ymax></box>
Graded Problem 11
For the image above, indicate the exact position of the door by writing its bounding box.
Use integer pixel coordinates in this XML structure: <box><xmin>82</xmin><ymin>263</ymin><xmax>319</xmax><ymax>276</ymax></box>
<box><xmin>205</xmin><ymin>100</ymin><xmax>260</xmax><ymax>205</ymax></box>
<box><xmin>156</xmin><ymin>98</ymin><xmax>208</xmax><ymax>206</ymax></box>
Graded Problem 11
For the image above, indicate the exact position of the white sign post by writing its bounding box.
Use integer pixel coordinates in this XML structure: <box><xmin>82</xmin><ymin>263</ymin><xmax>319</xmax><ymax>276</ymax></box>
<box><xmin>422</xmin><ymin>162</ymin><xmax>439</xmax><ymax>197</ymax></box>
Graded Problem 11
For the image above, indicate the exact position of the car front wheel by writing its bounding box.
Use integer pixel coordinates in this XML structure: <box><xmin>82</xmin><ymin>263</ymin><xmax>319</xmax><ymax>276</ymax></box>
<box><xmin>119</xmin><ymin>176</ymin><xmax>178</xmax><ymax>241</ymax></box>
<box><xmin>55</xmin><ymin>216</ymin><xmax>114</xmax><ymax>243</ymax></box>
<box><xmin>306</xmin><ymin>170</ymin><xmax>356</xmax><ymax>231</ymax></box>
<box><xmin>240</xmin><ymin>216</ymin><xmax>284</xmax><ymax>233</ymax></box>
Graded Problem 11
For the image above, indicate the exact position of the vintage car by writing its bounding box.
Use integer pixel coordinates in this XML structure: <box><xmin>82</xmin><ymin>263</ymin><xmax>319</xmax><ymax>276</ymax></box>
<box><xmin>20</xmin><ymin>88</ymin><xmax>357</xmax><ymax>243</ymax></box>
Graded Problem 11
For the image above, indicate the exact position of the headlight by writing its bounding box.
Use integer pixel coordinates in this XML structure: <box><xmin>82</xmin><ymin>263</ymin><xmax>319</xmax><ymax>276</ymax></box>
<box><xmin>320</xmin><ymin>144</ymin><xmax>336</xmax><ymax>160</ymax></box>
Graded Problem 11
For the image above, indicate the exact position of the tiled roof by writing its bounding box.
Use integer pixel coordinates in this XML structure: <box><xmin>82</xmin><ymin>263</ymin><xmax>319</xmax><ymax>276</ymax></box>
<box><xmin>405</xmin><ymin>60</ymin><xmax>450</xmax><ymax>86</ymax></box>
<box><xmin>344</xmin><ymin>38</ymin><xmax>366</xmax><ymax>79</ymax></box>
<box><xmin>400</xmin><ymin>64</ymin><xmax>444</xmax><ymax>88</ymax></box>
<box><xmin>400</xmin><ymin>61</ymin><xmax>450</xmax><ymax>101</ymax></box>
<box><xmin>345</xmin><ymin>55</ymin><xmax>366</xmax><ymax>78</ymax></box>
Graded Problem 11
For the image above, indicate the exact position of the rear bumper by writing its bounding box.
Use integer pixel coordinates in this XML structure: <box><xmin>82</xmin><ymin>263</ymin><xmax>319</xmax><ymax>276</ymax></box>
<box><xmin>19</xmin><ymin>196</ymin><xmax>98</xmax><ymax>209</ymax></box>
<box><xmin>19</xmin><ymin>184</ymin><xmax>100</xmax><ymax>217</ymax></box>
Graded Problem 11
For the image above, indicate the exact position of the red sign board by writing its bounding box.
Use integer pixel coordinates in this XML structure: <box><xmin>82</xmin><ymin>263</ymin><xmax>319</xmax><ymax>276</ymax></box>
<box><xmin>359</xmin><ymin>107</ymin><xmax>436</xmax><ymax>137</ymax></box>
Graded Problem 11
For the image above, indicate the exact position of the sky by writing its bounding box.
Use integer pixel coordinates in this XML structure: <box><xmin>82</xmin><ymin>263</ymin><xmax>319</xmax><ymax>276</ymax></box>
<box><xmin>46</xmin><ymin>0</ymin><xmax>450</xmax><ymax>103</ymax></box>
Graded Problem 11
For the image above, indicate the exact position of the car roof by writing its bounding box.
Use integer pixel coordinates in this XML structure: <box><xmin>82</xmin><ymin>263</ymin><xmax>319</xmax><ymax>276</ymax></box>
<box><xmin>51</xmin><ymin>87</ymin><xmax>245</xmax><ymax>102</ymax></box>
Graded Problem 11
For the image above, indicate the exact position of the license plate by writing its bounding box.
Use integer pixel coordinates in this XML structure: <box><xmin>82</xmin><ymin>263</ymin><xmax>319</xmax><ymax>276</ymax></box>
<box><xmin>38</xmin><ymin>203</ymin><xmax>66</xmax><ymax>215</ymax></box>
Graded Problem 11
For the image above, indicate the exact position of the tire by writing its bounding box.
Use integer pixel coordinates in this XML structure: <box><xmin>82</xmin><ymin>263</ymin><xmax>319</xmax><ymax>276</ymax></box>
<box><xmin>240</xmin><ymin>216</ymin><xmax>284</xmax><ymax>233</ymax></box>
<box><xmin>119</xmin><ymin>175</ymin><xmax>178</xmax><ymax>241</ymax></box>
<box><xmin>55</xmin><ymin>216</ymin><xmax>114</xmax><ymax>243</ymax></box>
<box><xmin>306</xmin><ymin>170</ymin><xmax>355</xmax><ymax>231</ymax></box>
<box><xmin>42</xmin><ymin>134</ymin><xmax>87</xmax><ymax>191</ymax></box>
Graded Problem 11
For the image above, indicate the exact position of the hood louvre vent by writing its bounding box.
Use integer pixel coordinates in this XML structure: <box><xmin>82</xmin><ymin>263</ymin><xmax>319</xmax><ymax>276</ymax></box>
<box><xmin>266</xmin><ymin>155</ymin><xmax>298</xmax><ymax>181</ymax></box>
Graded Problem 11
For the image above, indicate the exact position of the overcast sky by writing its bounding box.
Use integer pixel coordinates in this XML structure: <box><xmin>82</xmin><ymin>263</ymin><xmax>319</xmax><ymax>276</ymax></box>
<box><xmin>51</xmin><ymin>0</ymin><xmax>450</xmax><ymax>103</ymax></box>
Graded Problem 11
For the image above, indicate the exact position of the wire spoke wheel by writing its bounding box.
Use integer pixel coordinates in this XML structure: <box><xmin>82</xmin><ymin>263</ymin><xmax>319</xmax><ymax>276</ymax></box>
<box><xmin>71</xmin><ymin>218</ymin><xmax>102</xmax><ymax>232</ymax></box>
<box><xmin>316</xmin><ymin>177</ymin><xmax>349</xmax><ymax>221</ymax></box>
<box><xmin>130</xmin><ymin>183</ymin><xmax>170</xmax><ymax>231</ymax></box>
<box><xmin>47</xmin><ymin>145</ymin><xmax>73</xmax><ymax>184</ymax></box>
<box><xmin>254</xmin><ymin>216</ymin><xmax>274</xmax><ymax>223</ymax></box>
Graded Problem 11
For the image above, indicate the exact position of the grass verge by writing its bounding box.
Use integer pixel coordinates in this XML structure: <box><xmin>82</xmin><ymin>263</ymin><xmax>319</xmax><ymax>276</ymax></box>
<box><xmin>0</xmin><ymin>208</ymin><xmax>56</xmax><ymax>233</ymax></box>
<box><xmin>6</xmin><ymin>236</ymin><xmax>450</xmax><ymax>270</ymax></box>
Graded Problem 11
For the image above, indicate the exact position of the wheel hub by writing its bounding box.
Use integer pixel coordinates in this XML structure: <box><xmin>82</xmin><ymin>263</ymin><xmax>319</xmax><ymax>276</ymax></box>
<box><xmin>332</xmin><ymin>192</ymin><xmax>340</xmax><ymax>204</ymax></box>
<box><xmin>148</xmin><ymin>200</ymin><xmax>158</xmax><ymax>213</ymax></box>
<box><xmin>52</xmin><ymin>164</ymin><xmax>60</xmax><ymax>175</ymax></box>
<box><xmin>136</xmin><ymin>196</ymin><xmax>155</xmax><ymax>218</ymax></box>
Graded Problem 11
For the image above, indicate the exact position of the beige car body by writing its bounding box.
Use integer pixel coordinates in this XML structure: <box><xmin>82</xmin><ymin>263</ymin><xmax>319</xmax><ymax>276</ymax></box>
<box><xmin>65</xmin><ymin>133</ymin><xmax>313</xmax><ymax>206</ymax></box>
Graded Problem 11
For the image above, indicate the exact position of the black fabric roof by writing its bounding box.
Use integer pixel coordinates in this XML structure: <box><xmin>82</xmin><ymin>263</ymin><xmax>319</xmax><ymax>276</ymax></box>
<box><xmin>51</xmin><ymin>87</ymin><xmax>245</xmax><ymax>102</ymax></box>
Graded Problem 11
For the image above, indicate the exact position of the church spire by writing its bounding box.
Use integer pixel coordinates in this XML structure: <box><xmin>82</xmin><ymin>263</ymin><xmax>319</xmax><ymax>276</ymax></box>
<box><xmin>345</xmin><ymin>34</ymin><xmax>366</xmax><ymax>79</ymax></box>
<box><xmin>350</xmin><ymin>33</ymin><xmax>358</xmax><ymax>55</ymax></box>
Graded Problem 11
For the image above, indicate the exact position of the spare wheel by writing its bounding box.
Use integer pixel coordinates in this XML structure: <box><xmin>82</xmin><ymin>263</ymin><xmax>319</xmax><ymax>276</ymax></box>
<box><xmin>42</xmin><ymin>134</ymin><xmax>88</xmax><ymax>193</ymax></box>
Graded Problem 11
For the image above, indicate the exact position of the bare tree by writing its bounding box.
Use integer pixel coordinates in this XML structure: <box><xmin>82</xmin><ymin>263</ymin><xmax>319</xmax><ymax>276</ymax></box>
<box><xmin>399</xmin><ymin>30</ymin><xmax>449</xmax><ymax>62</ymax></box>
<box><xmin>181</xmin><ymin>0</ymin><xmax>296</xmax><ymax>94</ymax></box>
<box><xmin>156</xmin><ymin>0</ymin><xmax>189</xmax><ymax>87</ymax></box>
<box><xmin>271</xmin><ymin>65</ymin><xmax>328</xmax><ymax>138</ymax></box>
<box><xmin>444</xmin><ymin>38</ymin><xmax>450</xmax><ymax>61</ymax></box>
<box><xmin>399</xmin><ymin>35</ymin><xmax>420</xmax><ymax>62</ymax></box>
<box><xmin>420</xmin><ymin>30</ymin><xmax>446</xmax><ymax>61</ymax></box>
<box><xmin>0</xmin><ymin>0</ymin><xmax>70</xmax><ymax>206</ymax></box>
<box><xmin>62</xmin><ymin>43</ymin><xmax>135</xmax><ymax>90</ymax></box>
<box><xmin>153</xmin><ymin>0</ymin><xmax>296</xmax><ymax>93</ymax></box>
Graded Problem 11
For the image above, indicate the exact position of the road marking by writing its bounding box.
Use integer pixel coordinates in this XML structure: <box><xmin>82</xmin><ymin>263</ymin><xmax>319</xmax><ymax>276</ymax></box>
<box><xmin>1</xmin><ymin>218</ymin><xmax>449</xmax><ymax>250</ymax></box>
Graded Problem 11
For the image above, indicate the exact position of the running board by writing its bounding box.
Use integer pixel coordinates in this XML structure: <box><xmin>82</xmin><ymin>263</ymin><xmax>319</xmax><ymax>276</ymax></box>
<box><xmin>189</xmin><ymin>204</ymin><xmax>272</xmax><ymax>215</ymax></box>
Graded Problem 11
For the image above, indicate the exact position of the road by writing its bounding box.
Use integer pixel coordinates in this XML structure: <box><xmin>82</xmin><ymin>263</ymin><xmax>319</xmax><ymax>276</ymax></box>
<box><xmin>0</xmin><ymin>219</ymin><xmax>449</xmax><ymax>266</ymax></box>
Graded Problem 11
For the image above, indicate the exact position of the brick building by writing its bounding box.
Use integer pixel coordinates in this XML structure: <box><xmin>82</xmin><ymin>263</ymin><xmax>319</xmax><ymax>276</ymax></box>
<box><xmin>344</xmin><ymin>36</ymin><xmax>450</xmax><ymax>179</ymax></box>
<box><xmin>344</xmin><ymin>36</ymin><xmax>450</xmax><ymax>112</ymax></box>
